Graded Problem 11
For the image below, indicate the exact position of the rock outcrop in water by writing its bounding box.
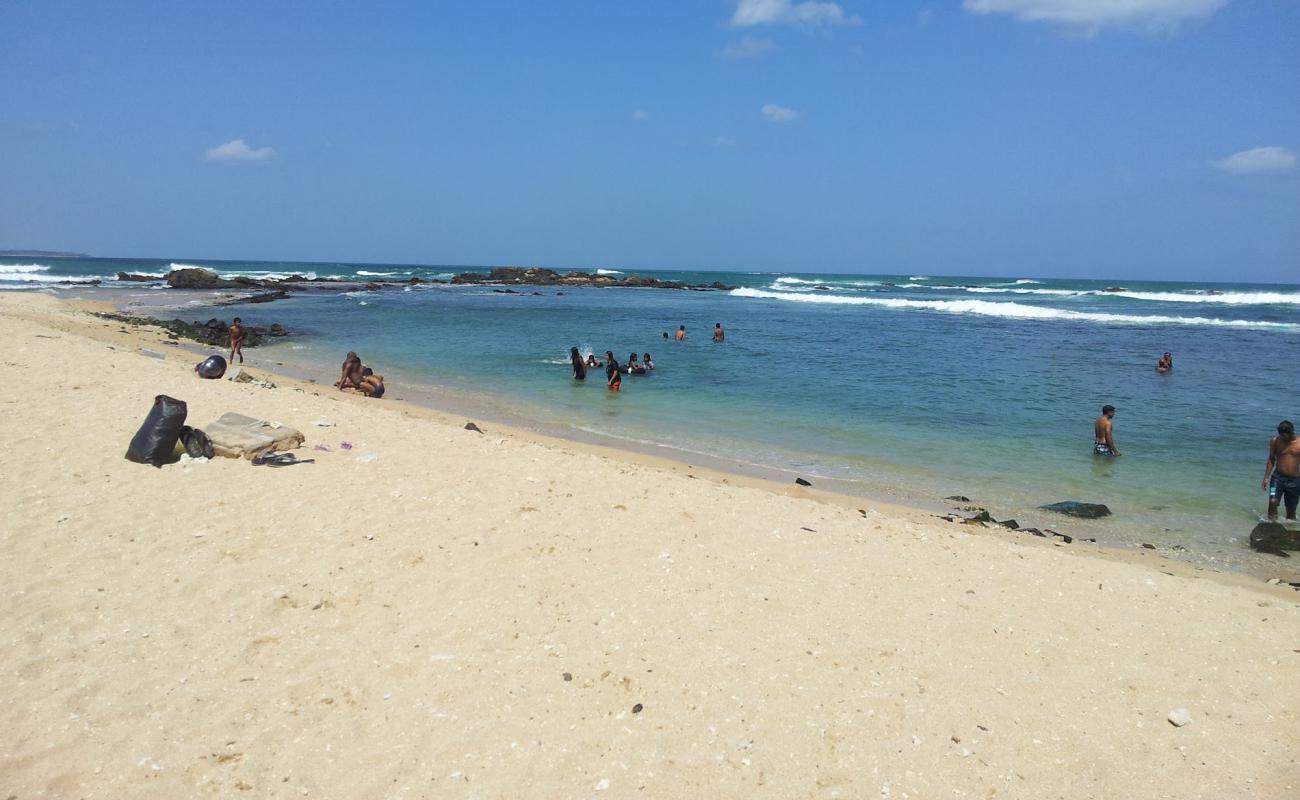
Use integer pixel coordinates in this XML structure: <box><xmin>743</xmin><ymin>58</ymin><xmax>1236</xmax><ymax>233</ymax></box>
<box><xmin>450</xmin><ymin>267</ymin><xmax>734</xmax><ymax>291</ymax></box>
<box><xmin>1040</xmin><ymin>501</ymin><xmax>1112</xmax><ymax>519</ymax></box>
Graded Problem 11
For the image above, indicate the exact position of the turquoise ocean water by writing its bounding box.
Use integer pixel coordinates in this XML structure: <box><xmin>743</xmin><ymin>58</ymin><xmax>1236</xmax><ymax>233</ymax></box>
<box><xmin>6</xmin><ymin>256</ymin><xmax>1299</xmax><ymax>573</ymax></box>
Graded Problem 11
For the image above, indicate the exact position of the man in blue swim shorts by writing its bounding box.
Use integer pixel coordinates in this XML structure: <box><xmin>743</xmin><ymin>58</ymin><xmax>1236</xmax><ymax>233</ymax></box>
<box><xmin>1263</xmin><ymin>420</ymin><xmax>1300</xmax><ymax>521</ymax></box>
<box><xmin>1093</xmin><ymin>405</ymin><xmax>1120</xmax><ymax>457</ymax></box>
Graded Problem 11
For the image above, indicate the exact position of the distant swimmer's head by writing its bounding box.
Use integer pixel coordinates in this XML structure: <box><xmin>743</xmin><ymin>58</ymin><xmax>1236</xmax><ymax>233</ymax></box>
<box><xmin>715</xmin><ymin>323</ymin><xmax>721</xmax><ymax>328</ymax></box>
<box><xmin>663</xmin><ymin>332</ymin><xmax>669</xmax><ymax>339</ymax></box>
<box><xmin>1102</xmin><ymin>405</ymin><xmax>1116</xmax><ymax>417</ymax></box>
<box><xmin>233</xmin><ymin>317</ymin><xmax>242</xmax><ymax>324</ymax></box>
<box><xmin>1163</xmin><ymin>352</ymin><xmax>1171</xmax><ymax>358</ymax></box>
<box><xmin>679</xmin><ymin>325</ymin><xmax>685</xmax><ymax>331</ymax></box>
<box><xmin>1280</xmin><ymin>420</ymin><xmax>1295</xmax><ymax>438</ymax></box>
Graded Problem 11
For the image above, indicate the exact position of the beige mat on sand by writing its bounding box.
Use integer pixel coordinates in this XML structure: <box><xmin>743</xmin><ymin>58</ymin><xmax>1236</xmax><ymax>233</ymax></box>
<box><xmin>204</xmin><ymin>411</ymin><xmax>304</xmax><ymax>459</ymax></box>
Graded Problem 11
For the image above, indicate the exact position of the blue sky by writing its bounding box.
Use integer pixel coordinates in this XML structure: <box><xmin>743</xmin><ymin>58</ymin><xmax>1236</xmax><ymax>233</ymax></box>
<box><xmin>1</xmin><ymin>0</ymin><xmax>1296</xmax><ymax>281</ymax></box>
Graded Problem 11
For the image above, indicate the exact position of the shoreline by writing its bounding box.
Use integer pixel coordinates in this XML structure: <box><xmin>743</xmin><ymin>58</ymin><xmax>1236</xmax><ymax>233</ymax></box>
<box><xmin>81</xmin><ymin>289</ymin><xmax>1300</xmax><ymax>582</ymax></box>
<box><xmin>3</xmin><ymin>290</ymin><xmax>1298</xmax><ymax>798</ymax></box>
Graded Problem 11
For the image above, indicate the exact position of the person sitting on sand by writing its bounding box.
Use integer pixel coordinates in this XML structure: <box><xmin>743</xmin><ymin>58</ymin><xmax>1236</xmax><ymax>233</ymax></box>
<box><xmin>1263</xmin><ymin>420</ymin><xmax>1300</xmax><ymax>521</ymax></box>
<box><xmin>675</xmin><ymin>325</ymin><xmax>686</xmax><ymax>341</ymax></box>
<box><xmin>336</xmin><ymin>351</ymin><xmax>364</xmax><ymax>390</ymax></box>
<box><xmin>642</xmin><ymin>352</ymin><xmax>654</xmax><ymax>370</ymax></box>
<box><xmin>358</xmin><ymin>367</ymin><xmax>385</xmax><ymax>398</ymax></box>
<box><xmin>627</xmin><ymin>353</ymin><xmax>646</xmax><ymax>375</ymax></box>
<box><xmin>1094</xmin><ymin>405</ymin><xmax>1120</xmax><ymax>456</ymax></box>
<box><xmin>1156</xmin><ymin>352</ymin><xmax>1173</xmax><ymax>373</ymax></box>
<box><xmin>585</xmin><ymin>353</ymin><xmax>602</xmax><ymax>368</ymax></box>
<box><xmin>229</xmin><ymin>317</ymin><xmax>246</xmax><ymax>364</ymax></box>
<box><xmin>570</xmin><ymin>347</ymin><xmax>586</xmax><ymax>381</ymax></box>
<box><xmin>713</xmin><ymin>322</ymin><xmax>725</xmax><ymax>343</ymax></box>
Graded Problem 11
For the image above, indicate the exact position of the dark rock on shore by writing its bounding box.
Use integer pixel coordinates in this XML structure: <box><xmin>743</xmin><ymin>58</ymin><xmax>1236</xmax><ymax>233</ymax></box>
<box><xmin>1250</xmin><ymin>521</ymin><xmax>1299</xmax><ymax>554</ymax></box>
<box><xmin>1041</xmin><ymin>501</ymin><xmax>1112</xmax><ymax>519</ymax></box>
<box><xmin>93</xmin><ymin>312</ymin><xmax>285</xmax><ymax>348</ymax></box>
<box><xmin>450</xmin><ymin>266</ymin><xmax>736</xmax><ymax>291</ymax></box>
<box><xmin>116</xmin><ymin>271</ymin><xmax>161</xmax><ymax>282</ymax></box>
<box><xmin>945</xmin><ymin>495</ymin><xmax>971</xmax><ymax>502</ymax></box>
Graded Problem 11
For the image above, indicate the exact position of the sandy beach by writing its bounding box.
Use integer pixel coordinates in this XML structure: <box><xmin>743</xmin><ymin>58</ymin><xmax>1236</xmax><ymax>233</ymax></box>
<box><xmin>1</xmin><ymin>292</ymin><xmax>1297</xmax><ymax>799</ymax></box>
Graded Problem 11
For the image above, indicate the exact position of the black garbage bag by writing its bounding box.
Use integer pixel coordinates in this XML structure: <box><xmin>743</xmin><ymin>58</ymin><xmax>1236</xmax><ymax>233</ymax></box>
<box><xmin>196</xmin><ymin>354</ymin><xmax>227</xmax><ymax>379</ymax></box>
<box><xmin>125</xmin><ymin>395</ymin><xmax>188</xmax><ymax>467</ymax></box>
<box><xmin>179</xmin><ymin>425</ymin><xmax>215</xmax><ymax>459</ymax></box>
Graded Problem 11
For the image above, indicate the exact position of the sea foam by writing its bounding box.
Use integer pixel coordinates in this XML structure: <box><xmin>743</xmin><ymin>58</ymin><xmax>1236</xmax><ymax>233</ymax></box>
<box><xmin>729</xmin><ymin>288</ymin><xmax>1299</xmax><ymax>330</ymax></box>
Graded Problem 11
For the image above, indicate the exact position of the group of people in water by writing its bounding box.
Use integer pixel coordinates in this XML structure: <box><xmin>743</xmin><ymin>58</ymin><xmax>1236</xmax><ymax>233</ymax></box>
<box><xmin>335</xmin><ymin>351</ymin><xmax>385</xmax><ymax>398</ymax></box>
<box><xmin>569</xmin><ymin>322</ymin><xmax>726</xmax><ymax>392</ymax></box>
<box><xmin>1092</xmin><ymin>348</ymin><xmax>1297</xmax><ymax>522</ymax></box>
<box><xmin>570</xmin><ymin>349</ymin><xmax>654</xmax><ymax>392</ymax></box>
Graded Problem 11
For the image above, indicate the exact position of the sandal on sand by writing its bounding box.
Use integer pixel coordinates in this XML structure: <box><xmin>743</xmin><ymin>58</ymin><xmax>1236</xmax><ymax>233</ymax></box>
<box><xmin>252</xmin><ymin>452</ymin><xmax>315</xmax><ymax>467</ymax></box>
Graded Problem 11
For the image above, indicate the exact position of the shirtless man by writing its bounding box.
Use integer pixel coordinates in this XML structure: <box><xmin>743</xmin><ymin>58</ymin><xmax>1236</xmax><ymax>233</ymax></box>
<box><xmin>1093</xmin><ymin>405</ymin><xmax>1120</xmax><ymax>456</ymax></box>
<box><xmin>335</xmin><ymin>351</ymin><xmax>364</xmax><ymax>390</ymax></box>
<box><xmin>1262</xmin><ymin>420</ymin><xmax>1300</xmax><ymax>521</ymax></box>
<box><xmin>229</xmin><ymin>318</ymin><xmax>246</xmax><ymax>364</ymax></box>
<box><xmin>712</xmin><ymin>323</ymin><xmax>725</xmax><ymax>343</ymax></box>
<box><xmin>675</xmin><ymin>325</ymin><xmax>685</xmax><ymax>341</ymax></box>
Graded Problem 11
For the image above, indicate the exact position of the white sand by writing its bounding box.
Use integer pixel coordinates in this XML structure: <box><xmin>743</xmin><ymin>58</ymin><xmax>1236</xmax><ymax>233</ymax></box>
<box><xmin>1</xmin><ymin>292</ymin><xmax>1297</xmax><ymax>799</ymax></box>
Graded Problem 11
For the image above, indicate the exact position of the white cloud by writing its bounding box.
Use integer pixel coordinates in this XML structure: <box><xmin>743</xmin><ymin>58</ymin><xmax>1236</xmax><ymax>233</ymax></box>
<box><xmin>761</xmin><ymin>104</ymin><xmax>798</xmax><ymax>123</ymax></box>
<box><xmin>719</xmin><ymin>36</ymin><xmax>775</xmax><ymax>59</ymax></box>
<box><xmin>731</xmin><ymin>0</ymin><xmax>859</xmax><ymax>28</ymax></box>
<box><xmin>714</xmin><ymin>136</ymin><xmax>738</xmax><ymax>147</ymax></box>
<box><xmin>631</xmin><ymin>110</ymin><xmax>650</xmax><ymax>122</ymax></box>
<box><xmin>1213</xmin><ymin>146</ymin><xmax>1296</xmax><ymax>176</ymax></box>
<box><xmin>205</xmin><ymin>139</ymin><xmax>276</xmax><ymax>164</ymax></box>
<box><xmin>962</xmin><ymin>0</ymin><xmax>1228</xmax><ymax>35</ymax></box>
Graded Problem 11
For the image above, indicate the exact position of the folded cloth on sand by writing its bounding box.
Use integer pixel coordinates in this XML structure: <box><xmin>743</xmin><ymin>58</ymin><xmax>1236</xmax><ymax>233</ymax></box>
<box><xmin>204</xmin><ymin>412</ymin><xmax>305</xmax><ymax>460</ymax></box>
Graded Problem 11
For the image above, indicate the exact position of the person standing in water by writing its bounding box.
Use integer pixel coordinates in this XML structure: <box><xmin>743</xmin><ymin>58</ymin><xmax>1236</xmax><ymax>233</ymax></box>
<box><xmin>1263</xmin><ymin>420</ymin><xmax>1300</xmax><ymax>521</ymax></box>
<box><xmin>675</xmin><ymin>325</ymin><xmax>686</xmax><ymax>341</ymax></box>
<box><xmin>1156</xmin><ymin>352</ymin><xmax>1172</xmax><ymax>373</ymax></box>
<box><xmin>642</xmin><ymin>352</ymin><xmax>654</xmax><ymax>370</ymax></box>
<box><xmin>604</xmin><ymin>351</ymin><xmax>622</xmax><ymax>392</ymax></box>
<box><xmin>570</xmin><ymin>347</ymin><xmax>586</xmax><ymax>381</ymax></box>
<box><xmin>1093</xmin><ymin>405</ymin><xmax>1120</xmax><ymax>456</ymax></box>
<box><xmin>229</xmin><ymin>317</ymin><xmax>246</xmax><ymax>364</ymax></box>
<box><xmin>713</xmin><ymin>322</ymin><xmax>725</xmax><ymax>343</ymax></box>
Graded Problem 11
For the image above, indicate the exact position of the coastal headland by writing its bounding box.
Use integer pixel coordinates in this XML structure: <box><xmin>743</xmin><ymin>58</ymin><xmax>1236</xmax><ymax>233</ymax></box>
<box><xmin>0</xmin><ymin>292</ymin><xmax>1296</xmax><ymax>798</ymax></box>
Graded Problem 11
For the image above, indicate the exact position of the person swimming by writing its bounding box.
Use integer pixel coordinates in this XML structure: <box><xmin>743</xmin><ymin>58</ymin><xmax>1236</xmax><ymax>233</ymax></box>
<box><xmin>675</xmin><ymin>325</ymin><xmax>686</xmax><ymax>341</ymax></box>
<box><xmin>627</xmin><ymin>353</ymin><xmax>646</xmax><ymax>374</ymax></box>
<box><xmin>1156</xmin><ymin>352</ymin><xmax>1173</xmax><ymax>373</ymax></box>
<box><xmin>570</xmin><ymin>347</ymin><xmax>586</xmax><ymax>381</ymax></box>
<box><xmin>642</xmin><ymin>352</ymin><xmax>654</xmax><ymax>370</ymax></box>
<box><xmin>585</xmin><ymin>353</ymin><xmax>603</xmax><ymax>368</ymax></box>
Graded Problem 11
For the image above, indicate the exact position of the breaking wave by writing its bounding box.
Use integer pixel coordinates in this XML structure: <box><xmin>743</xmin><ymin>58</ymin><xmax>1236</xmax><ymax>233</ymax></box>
<box><xmin>729</xmin><ymin>288</ymin><xmax>1298</xmax><ymax>330</ymax></box>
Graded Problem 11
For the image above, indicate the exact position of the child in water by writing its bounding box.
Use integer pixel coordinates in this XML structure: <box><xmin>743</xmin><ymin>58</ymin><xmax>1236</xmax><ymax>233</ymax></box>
<box><xmin>642</xmin><ymin>352</ymin><xmax>654</xmax><ymax>370</ymax></box>
<box><xmin>627</xmin><ymin>353</ymin><xmax>646</xmax><ymax>374</ymax></box>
